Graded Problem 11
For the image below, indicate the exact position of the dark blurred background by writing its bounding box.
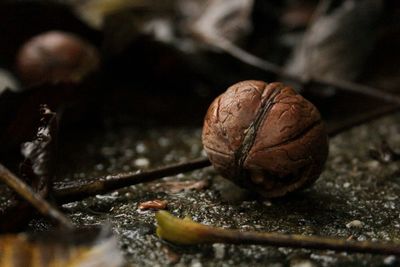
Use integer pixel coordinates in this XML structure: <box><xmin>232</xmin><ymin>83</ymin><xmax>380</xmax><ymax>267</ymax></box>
<box><xmin>0</xmin><ymin>0</ymin><xmax>399</xmax><ymax>155</ymax></box>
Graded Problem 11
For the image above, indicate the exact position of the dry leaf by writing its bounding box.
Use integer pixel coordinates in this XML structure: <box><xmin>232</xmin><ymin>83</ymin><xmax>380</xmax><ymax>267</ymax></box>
<box><xmin>70</xmin><ymin>0</ymin><xmax>174</xmax><ymax>29</ymax></box>
<box><xmin>0</xmin><ymin>227</ymin><xmax>124</xmax><ymax>267</ymax></box>
<box><xmin>0</xmin><ymin>106</ymin><xmax>58</xmax><ymax>232</ymax></box>
<box><xmin>20</xmin><ymin>105</ymin><xmax>58</xmax><ymax>191</ymax></box>
<box><xmin>284</xmin><ymin>0</ymin><xmax>383</xmax><ymax>81</ymax></box>
<box><xmin>0</xmin><ymin>83</ymin><xmax>74</xmax><ymax>157</ymax></box>
<box><xmin>138</xmin><ymin>199</ymin><xmax>168</xmax><ymax>210</ymax></box>
<box><xmin>69</xmin><ymin>0</ymin><xmax>254</xmax><ymax>54</ymax></box>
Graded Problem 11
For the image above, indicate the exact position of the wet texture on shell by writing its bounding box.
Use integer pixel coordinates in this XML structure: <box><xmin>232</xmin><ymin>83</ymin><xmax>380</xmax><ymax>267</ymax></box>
<box><xmin>202</xmin><ymin>81</ymin><xmax>329</xmax><ymax>197</ymax></box>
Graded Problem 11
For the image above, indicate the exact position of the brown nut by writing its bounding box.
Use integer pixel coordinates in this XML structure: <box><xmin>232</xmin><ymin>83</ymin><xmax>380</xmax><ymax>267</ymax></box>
<box><xmin>16</xmin><ymin>31</ymin><xmax>99</xmax><ymax>87</ymax></box>
<box><xmin>202</xmin><ymin>81</ymin><xmax>329</xmax><ymax>198</ymax></box>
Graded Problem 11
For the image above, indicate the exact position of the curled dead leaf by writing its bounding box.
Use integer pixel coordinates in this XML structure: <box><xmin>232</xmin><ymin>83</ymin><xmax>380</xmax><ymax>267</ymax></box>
<box><xmin>138</xmin><ymin>199</ymin><xmax>168</xmax><ymax>211</ymax></box>
<box><xmin>0</xmin><ymin>106</ymin><xmax>58</xmax><ymax>232</ymax></box>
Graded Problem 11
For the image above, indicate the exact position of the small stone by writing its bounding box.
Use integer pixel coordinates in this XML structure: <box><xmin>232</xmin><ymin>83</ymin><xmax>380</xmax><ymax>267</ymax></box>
<box><xmin>95</xmin><ymin>164</ymin><xmax>104</xmax><ymax>171</ymax></box>
<box><xmin>383</xmin><ymin>255</ymin><xmax>397</xmax><ymax>265</ymax></box>
<box><xmin>366</xmin><ymin>160</ymin><xmax>380</xmax><ymax>170</ymax></box>
<box><xmin>343</xmin><ymin>182</ymin><xmax>351</xmax><ymax>188</ymax></box>
<box><xmin>191</xmin><ymin>260</ymin><xmax>202</xmax><ymax>267</ymax></box>
<box><xmin>346</xmin><ymin>220</ymin><xmax>364</xmax><ymax>229</ymax></box>
<box><xmin>158</xmin><ymin>137</ymin><xmax>170</xmax><ymax>147</ymax></box>
<box><xmin>212</xmin><ymin>244</ymin><xmax>226</xmax><ymax>259</ymax></box>
<box><xmin>136</xmin><ymin>142</ymin><xmax>147</xmax><ymax>153</ymax></box>
<box><xmin>134</xmin><ymin>158</ymin><xmax>150</xmax><ymax>168</ymax></box>
<box><xmin>357</xmin><ymin>235</ymin><xmax>367</xmax><ymax>241</ymax></box>
<box><xmin>290</xmin><ymin>259</ymin><xmax>316</xmax><ymax>267</ymax></box>
<box><xmin>262</xmin><ymin>200</ymin><xmax>272</xmax><ymax>206</ymax></box>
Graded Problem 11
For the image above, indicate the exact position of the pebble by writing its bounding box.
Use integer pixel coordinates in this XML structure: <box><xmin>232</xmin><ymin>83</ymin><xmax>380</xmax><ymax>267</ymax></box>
<box><xmin>213</xmin><ymin>243</ymin><xmax>226</xmax><ymax>259</ymax></box>
<box><xmin>95</xmin><ymin>164</ymin><xmax>104</xmax><ymax>171</ymax></box>
<box><xmin>158</xmin><ymin>137</ymin><xmax>170</xmax><ymax>147</ymax></box>
<box><xmin>134</xmin><ymin>158</ymin><xmax>150</xmax><ymax>168</ymax></box>
<box><xmin>191</xmin><ymin>260</ymin><xmax>202</xmax><ymax>267</ymax></box>
<box><xmin>136</xmin><ymin>142</ymin><xmax>147</xmax><ymax>153</ymax></box>
<box><xmin>263</xmin><ymin>200</ymin><xmax>272</xmax><ymax>206</ymax></box>
<box><xmin>383</xmin><ymin>255</ymin><xmax>397</xmax><ymax>265</ymax></box>
<box><xmin>366</xmin><ymin>160</ymin><xmax>380</xmax><ymax>170</ymax></box>
<box><xmin>290</xmin><ymin>259</ymin><xmax>316</xmax><ymax>267</ymax></box>
<box><xmin>346</xmin><ymin>220</ymin><xmax>364</xmax><ymax>229</ymax></box>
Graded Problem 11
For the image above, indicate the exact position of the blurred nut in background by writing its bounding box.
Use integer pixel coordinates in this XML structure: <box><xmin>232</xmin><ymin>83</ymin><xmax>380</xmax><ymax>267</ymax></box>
<box><xmin>202</xmin><ymin>81</ymin><xmax>329</xmax><ymax>198</ymax></box>
<box><xmin>15</xmin><ymin>31</ymin><xmax>100</xmax><ymax>87</ymax></box>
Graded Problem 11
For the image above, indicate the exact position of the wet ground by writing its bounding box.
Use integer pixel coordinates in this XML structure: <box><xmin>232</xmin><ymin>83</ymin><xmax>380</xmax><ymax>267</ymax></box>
<box><xmin>30</xmin><ymin>114</ymin><xmax>400</xmax><ymax>266</ymax></box>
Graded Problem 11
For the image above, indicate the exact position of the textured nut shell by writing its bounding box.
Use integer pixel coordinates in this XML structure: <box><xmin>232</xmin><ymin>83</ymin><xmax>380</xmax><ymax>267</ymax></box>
<box><xmin>202</xmin><ymin>81</ymin><xmax>328</xmax><ymax>198</ymax></box>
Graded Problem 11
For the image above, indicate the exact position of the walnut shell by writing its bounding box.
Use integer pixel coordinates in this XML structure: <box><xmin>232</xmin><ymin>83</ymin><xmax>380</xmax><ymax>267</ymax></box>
<box><xmin>202</xmin><ymin>81</ymin><xmax>329</xmax><ymax>198</ymax></box>
<box><xmin>16</xmin><ymin>31</ymin><xmax>99</xmax><ymax>87</ymax></box>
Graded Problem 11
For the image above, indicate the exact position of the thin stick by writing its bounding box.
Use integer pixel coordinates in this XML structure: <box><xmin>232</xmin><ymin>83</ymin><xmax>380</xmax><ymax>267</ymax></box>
<box><xmin>156</xmin><ymin>211</ymin><xmax>400</xmax><ymax>255</ymax></box>
<box><xmin>0</xmin><ymin>163</ymin><xmax>73</xmax><ymax>228</ymax></box>
<box><xmin>53</xmin><ymin>158</ymin><xmax>211</xmax><ymax>203</ymax></box>
<box><xmin>215</xmin><ymin>38</ymin><xmax>400</xmax><ymax>105</ymax></box>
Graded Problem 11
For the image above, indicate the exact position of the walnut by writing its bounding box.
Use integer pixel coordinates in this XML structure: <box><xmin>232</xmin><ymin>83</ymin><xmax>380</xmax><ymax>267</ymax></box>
<box><xmin>202</xmin><ymin>81</ymin><xmax>328</xmax><ymax>197</ymax></box>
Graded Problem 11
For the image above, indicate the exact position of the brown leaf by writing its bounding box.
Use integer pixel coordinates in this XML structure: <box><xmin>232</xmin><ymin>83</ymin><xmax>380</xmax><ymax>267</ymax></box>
<box><xmin>0</xmin><ymin>106</ymin><xmax>58</xmax><ymax>232</ymax></box>
<box><xmin>138</xmin><ymin>199</ymin><xmax>168</xmax><ymax>211</ymax></box>
<box><xmin>0</xmin><ymin>84</ymin><xmax>74</xmax><ymax>156</ymax></box>
<box><xmin>0</xmin><ymin>227</ymin><xmax>124</xmax><ymax>267</ymax></box>
<box><xmin>70</xmin><ymin>0</ymin><xmax>254</xmax><ymax>55</ymax></box>
<box><xmin>284</xmin><ymin>0</ymin><xmax>383</xmax><ymax>82</ymax></box>
<box><xmin>20</xmin><ymin>105</ymin><xmax>58</xmax><ymax>194</ymax></box>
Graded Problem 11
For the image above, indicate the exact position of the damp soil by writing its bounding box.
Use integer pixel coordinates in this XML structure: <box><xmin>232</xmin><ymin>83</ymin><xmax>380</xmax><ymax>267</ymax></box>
<box><xmin>23</xmin><ymin>114</ymin><xmax>400</xmax><ymax>266</ymax></box>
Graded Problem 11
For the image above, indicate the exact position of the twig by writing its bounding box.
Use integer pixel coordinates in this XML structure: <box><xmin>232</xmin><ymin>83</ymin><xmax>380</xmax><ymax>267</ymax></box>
<box><xmin>156</xmin><ymin>211</ymin><xmax>400</xmax><ymax>255</ymax></box>
<box><xmin>215</xmin><ymin>38</ymin><xmax>400</xmax><ymax>105</ymax></box>
<box><xmin>53</xmin><ymin>158</ymin><xmax>211</xmax><ymax>203</ymax></box>
<box><xmin>0</xmin><ymin>163</ymin><xmax>73</xmax><ymax>228</ymax></box>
